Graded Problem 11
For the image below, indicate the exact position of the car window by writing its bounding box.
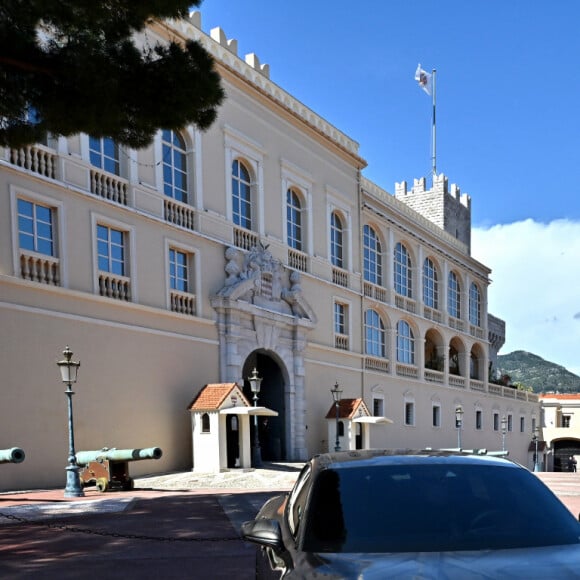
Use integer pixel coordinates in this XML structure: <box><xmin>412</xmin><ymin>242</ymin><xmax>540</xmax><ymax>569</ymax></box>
<box><xmin>287</xmin><ymin>463</ymin><xmax>312</xmax><ymax>537</ymax></box>
<box><xmin>302</xmin><ymin>464</ymin><xmax>580</xmax><ymax>553</ymax></box>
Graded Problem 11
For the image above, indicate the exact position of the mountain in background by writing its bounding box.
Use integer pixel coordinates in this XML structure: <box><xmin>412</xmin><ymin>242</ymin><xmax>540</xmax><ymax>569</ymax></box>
<box><xmin>497</xmin><ymin>351</ymin><xmax>580</xmax><ymax>393</ymax></box>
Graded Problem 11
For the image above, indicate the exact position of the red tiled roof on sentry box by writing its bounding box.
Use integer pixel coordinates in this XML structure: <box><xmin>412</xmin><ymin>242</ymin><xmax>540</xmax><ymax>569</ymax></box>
<box><xmin>325</xmin><ymin>398</ymin><xmax>367</xmax><ymax>420</ymax></box>
<box><xmin>187</xmin><ymin>383</ymin><xmax>248</xmax><ymax>410</ymax></box>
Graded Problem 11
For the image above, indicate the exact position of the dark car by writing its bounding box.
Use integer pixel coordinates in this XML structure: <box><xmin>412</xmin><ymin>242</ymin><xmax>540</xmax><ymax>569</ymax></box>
<box><xmin>241</xmin><ymin>449</ymin><xmax>580</xmax><ymax>578</ymax></box>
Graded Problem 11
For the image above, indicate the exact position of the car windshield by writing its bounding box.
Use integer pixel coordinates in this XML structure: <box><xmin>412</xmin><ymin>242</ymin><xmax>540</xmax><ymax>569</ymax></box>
<box><xmin>302</xmin><ymin>462</ymin><xmax>580</xmax><ymax>553</ymax></box>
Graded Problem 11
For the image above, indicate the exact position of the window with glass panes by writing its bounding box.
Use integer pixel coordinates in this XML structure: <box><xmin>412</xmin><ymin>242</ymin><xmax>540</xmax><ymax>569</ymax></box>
<box><xmin>162</xmin><ymin>130</ymin><xmax>188</xmax><ymax>202</ymax></box>
<box><xmin>423</xmin><ymin>257</ymin><xmax>438</xmax><ymax>308</ymax></box>
<box><xmin>476</xmin><ymin>410</ymin><xmax>483</xmax><ymax>430</ymax></box>
<box><xmin>169</xmin><ymin>248</ymin><xmax>189</xmax><ymax>292</ymax></box>
<box><xmin>363</xmin><ymin>225</ymin><xmax>382</xmax><ymax>285</ymax></box>
<box><xmin>97</xmin><ymin>225</ymin><xmax>125</xmax><ymax>275</ymax></box>
<box><xmin>432</xmin><ymin>405</ymin><xmax>441</xmax><ymax>427</ymax></box>
<box><xmin>232</xmin><ymin>159</ymin><xmax>252</xmax><ymax>229</ymax></box>
<box><xmin>469</xmin><ymin>282</ymin><xmax>481</xmax><ymax>326</ymax></box>
<box><xmin>89</xmin><ymin>136</ymin><xmax>119</xmax><ymax>175</ymax></box>
<box><xmin>396</xmin><ymin>320</ymin><xmax>414</xmax><ymax>364</ymax></box>
<box><xmin>394</xmin><ymin>242</ymin><xmax>412</xmax><ymax>297</ymax></box>
<box><xmin>493</xmin><ymin>413</ymin><xmax>499</xmax><ymax>431</ymax></box>
<box><xmin>364</xmin><ymin>309</ymin><xmax>385</xmax><ymax>357</ymax></box>
<box><xmin>334</xmin><ymin>302</ymin><xmax>347</xmax><ymax>335</ymax></box>
<box><xmin>330</xmin><ymin>212</ymin><xmax>344</xmax><ymax>268</ymax></box>
<box><xmin>17</xmin><ymin>199</ymin><xmax>54</xmax><ymax>256</ymax></box>
<box><xmin>287</xmin><ymin>189</ymin><xmax>303</xmax><ymax>250</ymax></box>
<box><xmin>448</xmin><ymin>271</ymin><xmax>461</xmax><ymax>318</ymax></box>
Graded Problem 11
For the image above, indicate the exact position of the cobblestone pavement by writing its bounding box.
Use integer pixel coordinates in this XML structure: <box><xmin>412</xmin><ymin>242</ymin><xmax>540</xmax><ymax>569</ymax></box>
<box><xmin>134</xmin><ymin>461</ymin><xmax>303</xmax><ymax>491</ymax></box>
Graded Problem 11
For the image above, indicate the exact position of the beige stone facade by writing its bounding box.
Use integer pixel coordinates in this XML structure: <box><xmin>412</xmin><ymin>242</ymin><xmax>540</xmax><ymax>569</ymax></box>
<box><xmin>0</xmin><ymin>13</ymin><xmax>539</xmax><ymax>490</ymax></box>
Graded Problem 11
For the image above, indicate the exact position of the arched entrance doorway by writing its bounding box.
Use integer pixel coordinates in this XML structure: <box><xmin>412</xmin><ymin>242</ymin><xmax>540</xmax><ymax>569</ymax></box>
<box><xmin>552</xmin><ymin>439</ymin><xmax>580</xmax><ymax>472</ymax></box>
<box><xmin>242</xmin><ymin>351</ymin><xmax>286</xmax><ymax>462</ymax></box>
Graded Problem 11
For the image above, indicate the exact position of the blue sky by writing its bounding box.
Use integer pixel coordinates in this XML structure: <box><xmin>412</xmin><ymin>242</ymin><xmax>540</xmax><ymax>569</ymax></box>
<box><xmin>197</xmin><ymin>1</ymin><xmax>580</xmax><ymax>377</ymax></box>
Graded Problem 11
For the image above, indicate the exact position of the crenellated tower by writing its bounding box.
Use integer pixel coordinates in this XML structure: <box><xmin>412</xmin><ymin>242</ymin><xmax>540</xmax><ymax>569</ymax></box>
<box><xmin>394</xmin><ymin>174</ymin><xmax>472</xmax><ymax>253</ymax></box>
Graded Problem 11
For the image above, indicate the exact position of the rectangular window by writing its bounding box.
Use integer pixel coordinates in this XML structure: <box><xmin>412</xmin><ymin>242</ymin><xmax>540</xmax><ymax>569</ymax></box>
<box><xmin>373</xmin><ymin>398</ymin><xmax>384</xmax><ymax>417</ymax></box>
<box><xmin>405</xmin><ymin>402</ymin><xmax>415</xmax><ymax>426</ymax></box>
<box><xmin>169</xmin><ymin>248</ymin><xmax>189</xmax><ymax>292</ymax></box>
<box><xmin>493</xmin><ymin>413</ymin><xmax>499</xmax><ymax>432</ymax></box>
<box><xmin>97</xmin><ymin>224</ymin><xmax>125</xmax><ymax>275</ymax></box>
<box><xmin>90</xmin><ymin>136</ymin><xmax>120</xmax><ymax>175</ymax></box>
<box><xmin>532</xmin><ymin>417</ymin><xmax>536</xmax><ymax>432</ymax></box>
<box><xmin>476</xmin><ymin>410</ymin><xmax>482</xmax><ymax>430</ymax></box>
<box><xmin>334</xmin><ymin>302</ymin><xmax>349</xmax><ymax>350</ymax></box>
<box><xmin>432</xmin><ymin>405</ymin><xmax>440</xmax><ymax>427</ymax></box>
<box><xmin>562</xmin><ymin>415</ymin><xmax>571</xmax><ymax>428</ymax></box>
<box><xmin>18</xmin><ymin>198</ymin><xmax>54</xmax><ymax>256</ymax></box>
<box><xmin>507</xmin><ymin>414</ymin><xmax>513</xmax><ymax>432</ymax></box>
<box><xmin>520</xmin><ymin>416</ymin><xmax>525</xmax><ymax>433</ymax></box>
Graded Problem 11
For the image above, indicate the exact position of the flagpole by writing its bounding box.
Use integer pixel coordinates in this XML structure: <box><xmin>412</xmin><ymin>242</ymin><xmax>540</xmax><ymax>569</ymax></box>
<box><xmin>432</xmin><ymin>69</ymin><xmax>437</xmax><ymax>184</ymax></box>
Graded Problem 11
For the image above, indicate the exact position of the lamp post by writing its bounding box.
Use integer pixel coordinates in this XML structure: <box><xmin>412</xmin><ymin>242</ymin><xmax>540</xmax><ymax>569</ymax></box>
<box><xmin>501</xmin><ymin>415</ymin><xmax>507</xmax><ymax>453</ymax></box>
<box><xmin>57</xmin><ymin>346</ymin><xmax>84</xmax><ymax>498</ymax></box>
<box><xmin>532</xmin><ymin>426</ymin><xmax>541</xmax><ymax>472</ymax></box>
<box><xmin>455</xmin><ymin>405</ymin><xmax>464</xmax><ymax>449</ymax></box>
<box><xmin>248</xmin><ymin>368</ymin><xmax>263</xmax><ymax>468</ymax></box>
<box><xmin>330</xmin><ymin>382</ymin><xmax>342</xmax><ymax>452</ymax></box>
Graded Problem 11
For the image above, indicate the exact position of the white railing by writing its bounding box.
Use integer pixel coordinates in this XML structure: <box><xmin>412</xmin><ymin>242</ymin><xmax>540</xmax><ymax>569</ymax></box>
<box><xmin>288</xmin><ymin>248</ymin><xmax>308</xmax><ymax>272</ymax></box>
<box><xmin>448</xmin><ymin>316</ymin><xmax>465</xmax><ymax>332</ymax></box>
<box><xmin>164</xmin><ymin>198</ymin><xmax>195</xmax><ymax>231</ymax></box>
<box><xmin>234</xmin><ymin>227</ymin><xmax>259</xmax><ymax>251</ymax></box>
<box><xmin>170</xmin><ymin>290</ymin><xmax>196</xmax><ymax>316</ymax></box>
<box><xmin>424</xmin><ymin>369</ymin><xmax>444</xmax><ymax>384</ymax></box>
<box><xmin>90</xmin><ymin>170</ymin><xmax>128</xmax><ymax>205</ymax></box>
<box><xmin>395</xmin><ymin>294</ymin><xmax>416</xmax><ymax>314</ymax></box>
<box><xmin>365</xmin><ymin>357</ymin><xmax>389</xmax><ymax>373</ymax></box>
<box><xmin>363</xmin><ymin>281</ymin><xmax>388</xmax><ymax>303</ymax></box>
<box><xmin>98</xmin><ymin>273</ymin><xmax>131</xmax><ymax>301</ymax></box>
<box><xmin>396</xmin><ymin>363</ymin><xmax>418</xmax><ymax>379</ymax></box>
<box><xmin>10</xmin><ymin>146</ymin><xmax>57</xmax><ymax>179</ymax></box>
<box><xmin>448</xmin><ymin>375</ymin><xmax>466</xmax><ymax>388</ymax></box>
<box><xmin>20</xmin><ymin>251</ymin><xmax>60</xmax><ymax>285</ymax></box>
<box><xmin>470</xmin><ymin>324</ymin><xmax>486</xmax><ymax>340</ymax></box>
<box><xmin>335</xmin><ymin>334</ymin><xmax>349</xmax><ymax>350</ymax></box>
<box><xmin>488</xmin><ymin>384</ymin><xmax>502</xmax><ymax>396</ymax></box>
<box><xmin>332</xmin><ymin>267</ymin><xmax>349</xmax><ymax>288</ymax></box>
<box><xmin>470</xmin><ymin>379</ymin><xmax>485</xmax><ymax>392</ymax></box>
<box><xmin>424</xmin><ymin>306</ymin><xmax>443</xmax><ymax>323</ymax></box>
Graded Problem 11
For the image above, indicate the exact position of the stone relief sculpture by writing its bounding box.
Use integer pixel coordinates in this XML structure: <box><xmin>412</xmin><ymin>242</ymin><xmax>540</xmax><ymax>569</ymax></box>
<box><xmin>216</xmin><ymin>243</ymin><xmax>317</xmax><ymax>322</ymax></box>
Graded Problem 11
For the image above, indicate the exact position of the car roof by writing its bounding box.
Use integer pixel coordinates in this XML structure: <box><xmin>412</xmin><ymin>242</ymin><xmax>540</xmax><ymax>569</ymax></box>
<box><xmin>310</xmin><ymin>449</ymin><xmax>520</xmax><ymax>471</ymax></box>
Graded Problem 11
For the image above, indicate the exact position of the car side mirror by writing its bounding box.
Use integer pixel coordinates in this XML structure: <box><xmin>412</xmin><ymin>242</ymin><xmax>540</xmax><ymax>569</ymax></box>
<box><xmin>241</xmin><ymin>518</ymin><xmax>283</xmax><ymax>550</ymax></box>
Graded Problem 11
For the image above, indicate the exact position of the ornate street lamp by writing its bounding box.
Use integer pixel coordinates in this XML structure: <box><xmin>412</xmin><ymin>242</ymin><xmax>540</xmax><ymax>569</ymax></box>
<box><xmin>248</xmin><ymin>368</ymin><xmax>263</xmax><ymax>468</ymax></box>
<box><xmin>455</xmin><ymin>405</ymin><xmax>464</xmax><ymax>449</ymax></box>
<box><xmin>330</xmin><ymin>382</ymin><xmax>342</xmax><ymax>452</ymax></box>
<box><xmin>532</xmin><ymin>426</ymin><xmax>541</xmax><ymax>472</ymax></box>
<box><xmin>57</xmin><ymin>346</ymin><xmax>84</xmax><ymax>497</ymax></box>
<box><xmin>501</xmin><ymin>415</ymin><xmax>507</xmax><ymax>453</ymax></box>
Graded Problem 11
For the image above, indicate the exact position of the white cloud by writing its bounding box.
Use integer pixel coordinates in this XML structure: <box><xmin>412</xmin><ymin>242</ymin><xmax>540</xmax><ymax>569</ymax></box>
<box><xmin>472</xmin><ymin>219</ymin><xmax>580</xmax><ymax>376</ymax></box>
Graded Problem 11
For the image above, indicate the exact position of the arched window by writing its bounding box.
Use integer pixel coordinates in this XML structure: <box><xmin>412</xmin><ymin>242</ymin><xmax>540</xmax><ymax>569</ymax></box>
<box><xmin>201</xmin><ymin>413</ymin><xmax>210</xmax><ymax>433</ymax></box>
<box><xmin>287</xmin><ymin>188</ymin><xmax>303</xmax><ymax>250</ymax></box>
<box><xmin>232</xmin><ymin>159</ymin><xmax>252</xmax><ymax>229</ymax></box>
<box><xmin>448</xmin><ymin>271</ymin><xmax>461</xmax><ymax>319</ymax></box>
<box><xmin>363</xmin><ymin>225</ymin><xmax>382</xmax><ymax>285</ymax></box>
<box><xmin>162</xmin><ymin>129</ymin><xmax>188</xmax><ymax>202</ymax></box>
<box><xmin>364</xmin><ymin>309</ymin><xmax>385</xmax><ymax>357</ymax></box>
<box><xmin>89</xmin><ymin>136</ymin><xmax>119</xmax><ymax>175</ymax></box>
<box><xmin>330</xmin><ymin>211</ymin><xmax>344</xmax><ymax>268</ymax></box>
<box><xmin>469</xmin><ymin>282</ymin><xmax>481</xmax><ymax>326</ymax></box>
<box><xmin>396</xmin><ymin>320</ymin><xmax>415</xmax><ymax>364</ymax></box>
<box><xmin>423</xmin><ymin>257</ymin><xmax>438</xmax><ymax>309</ymax></box>
<box><xmin>394</xmin><ymin>242</ymin><xmax>412</xmax><ymax>297</ymax></box>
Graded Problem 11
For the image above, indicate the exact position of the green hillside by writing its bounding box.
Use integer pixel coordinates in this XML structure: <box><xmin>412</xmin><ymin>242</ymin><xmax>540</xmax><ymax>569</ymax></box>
<box><xmin>497</xmin><ymin>351</ymin><xmax>580</xmax><ymax>394</ymax></box>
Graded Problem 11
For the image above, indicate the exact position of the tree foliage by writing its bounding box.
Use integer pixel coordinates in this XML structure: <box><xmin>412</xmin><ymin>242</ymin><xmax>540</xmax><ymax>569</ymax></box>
<box><xmin>0</xmin><ymin>0</ymin><xmax>225</xmax><ymax>148</ymax></box>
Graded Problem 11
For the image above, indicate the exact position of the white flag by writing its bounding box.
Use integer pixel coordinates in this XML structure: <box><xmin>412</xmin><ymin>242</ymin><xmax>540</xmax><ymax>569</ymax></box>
<box><xmin>415</xmin><ymin>64</ymin><xmax>432</xmax><ymax>96</ymax></box>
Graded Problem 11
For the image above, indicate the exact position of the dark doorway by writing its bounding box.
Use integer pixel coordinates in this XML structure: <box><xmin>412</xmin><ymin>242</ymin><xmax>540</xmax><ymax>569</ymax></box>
<box><xmin>355</xmin><ymin>423</ymin><xmax>363</xmax><ymax>450</ymax></box>
<box><xmin>553</xmin><ymin>439</ymin><xmax>580</xmax><ymax>472</ymax></box>
<box><xmin>243</xmin><ymin>352</ymin><xmax>286</xmax><ymax>462</ymax></box>
<box><xmin>226</xmin><ymin>415</ymin><xmax>240</xmax><ymax>468</ymax></box>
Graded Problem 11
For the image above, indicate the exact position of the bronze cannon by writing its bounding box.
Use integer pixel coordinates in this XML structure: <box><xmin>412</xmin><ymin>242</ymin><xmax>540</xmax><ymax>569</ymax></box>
<box><xmin>76</xmin><ymin>447</ymin><xmax>162</xmax><ymax>492</ymax></box>
<box><xmin>0</xmin><ymin>447</ymin><xmax>25</xmax><ymax>464</ymax></box>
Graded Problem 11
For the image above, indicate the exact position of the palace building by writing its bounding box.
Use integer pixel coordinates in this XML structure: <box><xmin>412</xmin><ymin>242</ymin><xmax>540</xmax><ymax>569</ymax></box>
<box><xmin>0</xmin><ymin>12</ymin><xmax>540</xmax><ymax>490</ymax></box>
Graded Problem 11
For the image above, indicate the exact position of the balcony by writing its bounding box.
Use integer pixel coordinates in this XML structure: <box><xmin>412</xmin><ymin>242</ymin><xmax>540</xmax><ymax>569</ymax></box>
<box><xmin>288</xmin><ymin>248</ymin><xmax>308</xmax><ymax>273</ymax></box>
<box><xmin>164</xmin><ymin>198</ymin><xmax>195</xmax><ymax>231</ymax></box>
<box><xmin>98</xmin><ymin>273</ymin><xmax>131</xmax><ymax>301</ymax></box>
<box><xmin>10</xmin><ymin>146</ymin><xmax>57</xmax><ymax>180</ymax></box>
<box><xmin>170</xmin><ymin>290</ymin><xmax>196</xmax><ymax>316</ymax></box>
<box><xmin>363</xmin><ymin>281</ymin><xmax>388</xmax><ymax>303</ymax></box>
<box><xmin>20</xmin><ymin>251</ymin><xmax>60</xmax><ymax>286</ymax></box>
<box><xmin>332</xmin><ymin>267</ymin><xmax>349</xmax><ymax>288</ymax></box>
